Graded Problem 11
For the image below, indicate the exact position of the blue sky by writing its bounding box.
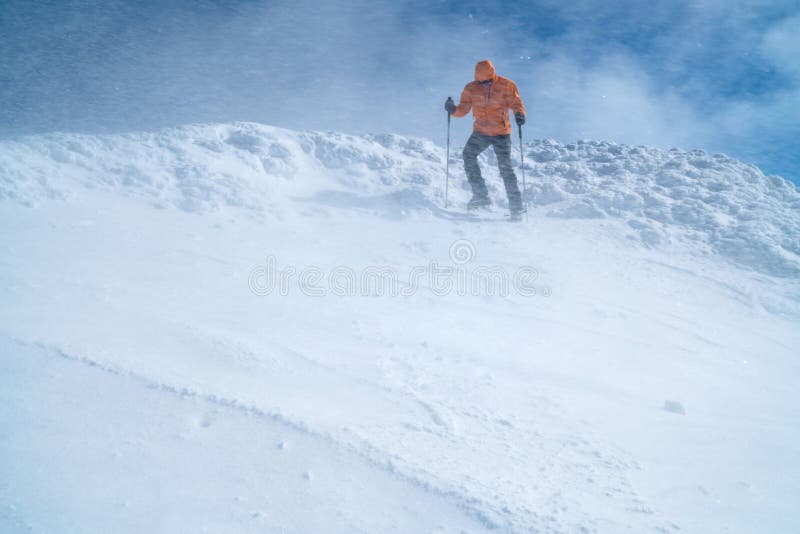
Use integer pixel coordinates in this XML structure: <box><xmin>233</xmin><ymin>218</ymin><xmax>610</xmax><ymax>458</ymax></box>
<box><xmin>1</xmin><ymin>0</ymin><xmax>798</xmax><ymax>183</ymax></box>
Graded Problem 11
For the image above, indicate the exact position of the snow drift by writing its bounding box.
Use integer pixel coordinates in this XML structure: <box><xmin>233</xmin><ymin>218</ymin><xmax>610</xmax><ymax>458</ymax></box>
<box><xmin>2</xmin><ymin>122</ymin><xmax>798</xmax><ymax>277</ymax></box>
<box><xmin>1</xmin><ymin>122</ymin><xmax>799</xmax><ymax>533</ymax></box>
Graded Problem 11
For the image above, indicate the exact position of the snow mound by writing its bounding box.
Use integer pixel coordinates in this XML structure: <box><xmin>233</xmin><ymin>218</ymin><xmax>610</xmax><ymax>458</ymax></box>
<box><xmin>523</xmin><ymin>140</ymin><xmax>800</xmax><ymax>278</ymax></box>
<box><xmin>1</xmin><ymin>122</ymin><xmax>798</xmax><ymax>277</ymax></box>
<box><xmin>0</xmin><ymin>123</ymin><xmax>443</xmax><ymax>215</ymax></box>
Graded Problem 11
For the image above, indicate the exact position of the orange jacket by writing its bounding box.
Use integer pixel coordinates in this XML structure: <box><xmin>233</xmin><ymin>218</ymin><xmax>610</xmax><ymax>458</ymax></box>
<box><xmin>453</xmin><ymin>60</ymin><xmax>525</xmax><ymax>136</ymax></box>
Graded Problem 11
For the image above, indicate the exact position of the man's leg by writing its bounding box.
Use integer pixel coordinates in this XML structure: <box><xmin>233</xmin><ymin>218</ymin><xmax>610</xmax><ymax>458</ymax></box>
<box><xmin>492</xmin><ymin>135</ymin><xmax>523</xmax><ymax>212</ymax></box>
<box><xmin>462</xmin><ymin>133</ymin><xmax>492</xmax><ymax>201</ymax></box>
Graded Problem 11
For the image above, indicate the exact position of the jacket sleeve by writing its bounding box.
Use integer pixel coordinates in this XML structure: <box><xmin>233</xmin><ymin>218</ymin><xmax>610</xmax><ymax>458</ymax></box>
<box><xmin>508</xmin><ymin>82</ymin><xmax>525</xmax><ymax>116</ymax></box>
<box><xmin>453</xmin><ymin>86</ymin><xmax>472</xmax><ymax>117</ymax></box>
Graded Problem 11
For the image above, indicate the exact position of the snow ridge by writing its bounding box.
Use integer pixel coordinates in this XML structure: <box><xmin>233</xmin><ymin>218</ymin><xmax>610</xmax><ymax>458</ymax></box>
<box><xmin>1</xmin><ymin>121</ymin><xmax>797</xmax><ymax>277</ymax></box>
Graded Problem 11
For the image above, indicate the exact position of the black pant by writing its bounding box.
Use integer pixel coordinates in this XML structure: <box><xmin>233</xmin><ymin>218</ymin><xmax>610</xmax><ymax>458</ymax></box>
<box><xmin>462</xmin><ymin>133</ymin><xmax>522</xmax><ymax>210</ymax></box>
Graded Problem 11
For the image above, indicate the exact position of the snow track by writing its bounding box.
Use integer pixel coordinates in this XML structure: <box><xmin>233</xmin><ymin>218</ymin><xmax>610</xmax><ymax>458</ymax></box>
<box><xmin>1</xmin><ymin>338</ymin><xmax>493</xmax><ymax>533</ymax></box>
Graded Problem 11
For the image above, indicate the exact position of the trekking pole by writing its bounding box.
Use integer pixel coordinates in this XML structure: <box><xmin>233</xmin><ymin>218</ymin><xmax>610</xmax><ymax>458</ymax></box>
<box><xmin>445</xmin><ymin>101</ymin><xmax>452</xmax><ymax>208</ymax></box>
<box><xmin>518</xmin><ymin>123</ymin><xmax>527</xmax><ymax>222</ymax></box>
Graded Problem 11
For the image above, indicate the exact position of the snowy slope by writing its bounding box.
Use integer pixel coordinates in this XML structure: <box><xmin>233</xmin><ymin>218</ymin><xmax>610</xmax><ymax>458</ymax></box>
<box><xmin>2</xmin><ymin>122</ymin><xmax>798</xmax><ymax>277</ymax></box>
<box><xmin>1</xmin><ymin>123</ymin><xmax>799</xmax><ymax>533</ymax></box>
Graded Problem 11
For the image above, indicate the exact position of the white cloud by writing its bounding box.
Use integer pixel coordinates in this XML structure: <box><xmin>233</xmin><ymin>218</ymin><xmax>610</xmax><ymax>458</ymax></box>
<box><xmin>761</xmin><ymin>14</ymin><xmax>800</xmax><ymax>77</ymax></box>
<box><xmin>512</xmin><ymin>54</ymin><xmax>708</xmax><ymax>149</ymax></box>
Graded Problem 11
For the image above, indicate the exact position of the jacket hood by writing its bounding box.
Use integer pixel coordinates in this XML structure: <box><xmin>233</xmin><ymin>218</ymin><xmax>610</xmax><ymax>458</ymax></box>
<box><xmin>474</xmin><ymin>60</ymin><xmax>497</xmax><ymax>82</ymax></box>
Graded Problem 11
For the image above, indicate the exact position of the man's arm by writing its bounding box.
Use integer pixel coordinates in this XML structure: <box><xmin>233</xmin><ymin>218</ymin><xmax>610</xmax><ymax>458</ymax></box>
<box><xmin>452</xmin><ymin>86</ymin><xmax>472</xmax><ymax>117</ymax></box>
<box><xmin>508</xmin><ymin>81</ymin><xmax>525</xmax><ymax>116</ymax></box>
<box><xmin>508</xmin><ymin>81</ymin><xmax>526</xmax><ymax>125</ymax></box>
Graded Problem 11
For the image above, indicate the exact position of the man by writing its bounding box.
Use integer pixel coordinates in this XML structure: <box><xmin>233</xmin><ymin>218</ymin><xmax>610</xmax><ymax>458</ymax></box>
<box><xmin>445</xmin><ymin>60</ymin><xmax>526</xmax><ymax>218</ymax></box>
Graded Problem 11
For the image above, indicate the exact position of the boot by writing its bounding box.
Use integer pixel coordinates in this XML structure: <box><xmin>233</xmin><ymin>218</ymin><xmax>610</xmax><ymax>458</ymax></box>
<box><xmin>467</xmin><ymin>196</ymin><xmax>491</xmax><ymax>210</ymax></box>
<box><xmin>508</xmin><ymin>202</ymin><xmax>526</xmax><ymax>221</ymax></box>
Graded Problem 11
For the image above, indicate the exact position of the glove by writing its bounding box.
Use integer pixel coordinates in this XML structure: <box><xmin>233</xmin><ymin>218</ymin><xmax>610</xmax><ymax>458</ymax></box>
<box><xmin>515</xmin><ymin>112</ymin><xmax>526</xmax><ymax>126</ymax></box>
<box><xmin>445</xmin><ymin>97</ymin><xmax>456</xmax><ymax>115</ymax></box>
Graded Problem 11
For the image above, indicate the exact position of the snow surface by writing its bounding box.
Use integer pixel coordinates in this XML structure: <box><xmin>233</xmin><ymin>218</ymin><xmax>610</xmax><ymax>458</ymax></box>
<box><xmin>1</xmin><ymin>122</ymin><xmax>799</xmax><ymax>533</ymax></box>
